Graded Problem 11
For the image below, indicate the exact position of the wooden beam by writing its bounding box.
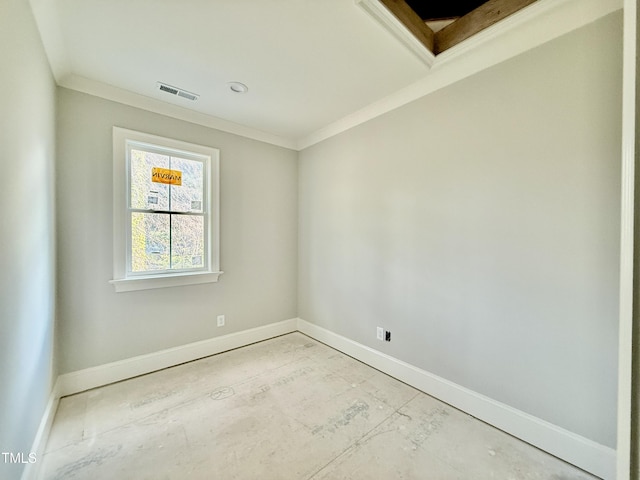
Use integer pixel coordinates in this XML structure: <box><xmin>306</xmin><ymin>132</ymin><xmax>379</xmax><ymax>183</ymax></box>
<box><xmin>379</xmin><ymin>0</ymin><xmax>435</xmax><ymax>54</ymax></box>
<box><xmin>434</xmin><ymin>0</ymin><xmax>538</xmax><ymax>54</ymax></box>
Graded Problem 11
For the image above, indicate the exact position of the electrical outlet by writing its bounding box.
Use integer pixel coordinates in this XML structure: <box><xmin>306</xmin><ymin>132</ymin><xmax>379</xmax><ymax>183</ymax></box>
<box><xmin>217</xmin><ymin>315</ymin><xmax>225</xmax><ymax>327</ymax></box>
<box><xmin>377</xmin><ymin>327</ymin><xmax>384</xmax><ymax>341</ymax></box>
<box><xmin>385</xmin><ymin>330</ymin><xmax>391</xmax><ymax>342</ymax></box>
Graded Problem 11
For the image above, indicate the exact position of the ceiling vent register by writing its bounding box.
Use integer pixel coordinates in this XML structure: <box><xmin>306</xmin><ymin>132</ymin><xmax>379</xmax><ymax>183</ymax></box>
<box><xmin>156</xmin><ymin>82</ymin><xmax>199</xmax><ymax>101</ymax></box>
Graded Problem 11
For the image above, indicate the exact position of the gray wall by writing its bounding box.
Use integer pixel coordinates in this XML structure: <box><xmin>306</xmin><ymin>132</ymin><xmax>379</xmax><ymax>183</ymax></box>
<box><xmin>56</xmin><ymin>89</ymin><xmax>298</xmax><ymax>373</ymax></box>
<box><xmin>0</xmin><ymin>0</ymin><xmax>57</xmax><ymax>479</ymax></box>
<box><xmin>298</xmin><ymin>12</ymin><xmax>622</xmax><ymax>448</ymax></box>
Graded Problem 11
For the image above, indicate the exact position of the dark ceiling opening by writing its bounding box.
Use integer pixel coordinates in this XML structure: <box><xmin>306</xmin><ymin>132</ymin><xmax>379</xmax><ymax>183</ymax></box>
<box><xmin>379</xmin><ymin>0</ymin><xmax>538</xmax><ymax>55</ymax></box>
<box><xmin>405</xmin><ymin>0</ymin><xmax>488</xmax><ymax>20</ymax></box>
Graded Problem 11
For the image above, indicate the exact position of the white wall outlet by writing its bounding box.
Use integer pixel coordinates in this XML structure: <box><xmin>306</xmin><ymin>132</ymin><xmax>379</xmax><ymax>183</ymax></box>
<box><xmin>217</xmin><ymin>315</ymin><xmax>225</xmax><ymax>327</ymax></box>
<box><xmin>377</xmin><ymin>327</ymin><xmax>384</xmax><ymax>341</ymax></box>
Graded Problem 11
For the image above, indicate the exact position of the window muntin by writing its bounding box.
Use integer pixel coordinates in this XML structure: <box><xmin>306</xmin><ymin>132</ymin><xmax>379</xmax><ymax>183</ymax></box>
<box><xmin>111</xmin><ymin>127</ymin><xmax>221</xmax><ymax>292</ymax></box>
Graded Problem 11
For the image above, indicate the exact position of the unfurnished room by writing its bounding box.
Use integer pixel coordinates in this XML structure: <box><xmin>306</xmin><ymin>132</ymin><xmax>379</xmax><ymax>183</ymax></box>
<box><xmin>1</xmin><ymin>0</ymin><xmax>638</xmax><ymax>479</ymax></box>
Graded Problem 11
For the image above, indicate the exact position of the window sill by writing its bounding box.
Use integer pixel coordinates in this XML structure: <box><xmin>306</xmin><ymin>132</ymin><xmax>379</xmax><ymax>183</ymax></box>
<box><xmin>110</xmin><ymin>271</ymin><xmax>223</xmax><ymax>292</ymax></box>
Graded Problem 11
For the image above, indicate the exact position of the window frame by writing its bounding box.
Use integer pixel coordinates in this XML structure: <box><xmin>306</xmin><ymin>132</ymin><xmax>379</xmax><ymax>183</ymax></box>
<box><xmin>110</xmin><ymin>127</ymin><xmax>222</xmax><ymax>292</ymax></box>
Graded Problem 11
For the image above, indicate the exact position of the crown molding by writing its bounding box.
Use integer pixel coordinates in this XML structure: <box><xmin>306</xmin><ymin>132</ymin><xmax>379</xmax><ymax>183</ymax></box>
<box><xmin>357</xmin><ymin>0</ymin><xmax>436</xmax><ymax>67</ymax></box>
<box><xmin>30</xmin><ymin>0</ymin><xmax>297</xmax><ymax>150</ymax></box>
<box><xmin>30</xmin><ymin>0</ymin><xmax>622</xmax><ymax>152</ymax></box>
<box><xmin>297</xmin><ymin>0</ymin><xmax>622</xmax><ymax>150</ymax></box>
<box><xmin>59</xmin><ymin>75</ymin><xmax>297</xmax><ymax>150</ymax></box>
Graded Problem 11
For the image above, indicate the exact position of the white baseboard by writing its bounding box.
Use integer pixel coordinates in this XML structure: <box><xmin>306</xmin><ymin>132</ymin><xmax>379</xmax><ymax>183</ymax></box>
<box><xmin>22</xmin><ymin>318</ymin><xmax>297</xmax><ymax>480</ymax></box>
<box><xmin>26</xmin><ymin>317</ymin><xmax>615</xmax><ymax>480</ymax></box>
<box><xmin>20</xmin><ymin>378</ymin><xmax>61</xmax><ymax>480</ymax></box>
<box><xmin>297</xmin><ymin>318</ymin><xmax>616</xmax><ymax>480</ymax></box>
<box><xmin>57</xmin><ymin>318</ymin><xmax>298</xmax><ymax>397</ymax></box>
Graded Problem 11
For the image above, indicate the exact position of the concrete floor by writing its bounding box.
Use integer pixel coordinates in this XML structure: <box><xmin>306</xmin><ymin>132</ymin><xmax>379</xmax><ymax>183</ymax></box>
<box><xmin>40</xmin><ymin>333</ymin><xmax>598</xmax><ymax>479</ymax></box>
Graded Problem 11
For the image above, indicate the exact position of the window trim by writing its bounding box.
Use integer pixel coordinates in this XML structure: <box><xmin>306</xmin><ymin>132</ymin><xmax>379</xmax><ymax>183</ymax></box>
<box><xmin>110</xmin><ymin>127</ymin><xmax>222</xmax><ymax>292</ymax></box>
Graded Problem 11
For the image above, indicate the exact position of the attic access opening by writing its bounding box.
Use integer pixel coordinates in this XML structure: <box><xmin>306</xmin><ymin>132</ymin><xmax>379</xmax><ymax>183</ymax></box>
<box><xmin>374</xmin><ymin>0</ymin><xmax>538</xmax><ymax>56</ymax></box>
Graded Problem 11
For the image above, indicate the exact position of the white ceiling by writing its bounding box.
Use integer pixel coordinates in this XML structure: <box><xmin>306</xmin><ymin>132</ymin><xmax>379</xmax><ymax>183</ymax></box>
<box><xmin>30</xmin><ymin>0</ymin><xmax>620</xmax><ymax>149</ymax></box>
<box><xmin>33</xmin><ymin>0</ymin><xmax>429</xmax><ymax>143</ymax></box>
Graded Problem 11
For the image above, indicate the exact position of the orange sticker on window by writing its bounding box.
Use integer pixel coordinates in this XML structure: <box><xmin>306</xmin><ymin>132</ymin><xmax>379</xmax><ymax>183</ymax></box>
<box><xmin>151</xmin><ymin>167</ymin><xmax>182</xmax><ymax>186</ymax></box>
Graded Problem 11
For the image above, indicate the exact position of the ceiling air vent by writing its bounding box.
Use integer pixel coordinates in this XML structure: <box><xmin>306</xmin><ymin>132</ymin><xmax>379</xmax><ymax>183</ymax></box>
<box><xmin>156</xmin><ymin>82</ymin><xmax>199</xmax><ymax>101</ymax></box>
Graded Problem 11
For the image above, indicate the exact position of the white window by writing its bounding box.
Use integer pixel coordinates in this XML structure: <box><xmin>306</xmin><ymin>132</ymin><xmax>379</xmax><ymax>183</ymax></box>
<box><xmin>111</xmin><ymin>127</ymin><xmax>221</xmax><ymax>292</ymax></box>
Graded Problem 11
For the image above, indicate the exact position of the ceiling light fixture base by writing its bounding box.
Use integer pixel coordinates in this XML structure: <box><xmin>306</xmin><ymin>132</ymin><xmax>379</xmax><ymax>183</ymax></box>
<box><xmin>227</xmin><ymin>81</ymin><xmax>249</xmax><ymax>94</ymax></box>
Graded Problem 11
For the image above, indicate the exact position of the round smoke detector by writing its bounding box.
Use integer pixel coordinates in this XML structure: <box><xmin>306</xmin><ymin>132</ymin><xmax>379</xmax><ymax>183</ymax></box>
<box><xmin>227</xmin><ymin>82</ymin><xmax>248</xmax><ymax>94</ymax></box>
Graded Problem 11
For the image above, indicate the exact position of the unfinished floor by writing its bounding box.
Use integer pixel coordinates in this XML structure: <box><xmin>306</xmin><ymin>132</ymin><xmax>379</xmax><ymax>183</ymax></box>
<box><xmin>40</xmin><ymin>333</ymin><xmax>597</xmax><ymax>479</ymax></box>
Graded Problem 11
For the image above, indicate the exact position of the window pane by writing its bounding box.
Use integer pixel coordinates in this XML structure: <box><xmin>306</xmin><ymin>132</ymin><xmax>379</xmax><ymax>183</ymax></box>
<box><xmin>171</xmin><ymin>215</ymin><xmax>205</xmax><ymax>270</ymax></box>
<box><xmin>169</xmin><ymin>156</ymin><xmax>204</xmax><ymax>213</ymax></box>
<box><xmin>130</xmin><ymin>149</ymin><xmax>170</xmax><ymax>210</ymax></box>
<box><xmin>131</xmin><ymin>212</ymin><xmax>170</xmax><ymax>272</ymax></box>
